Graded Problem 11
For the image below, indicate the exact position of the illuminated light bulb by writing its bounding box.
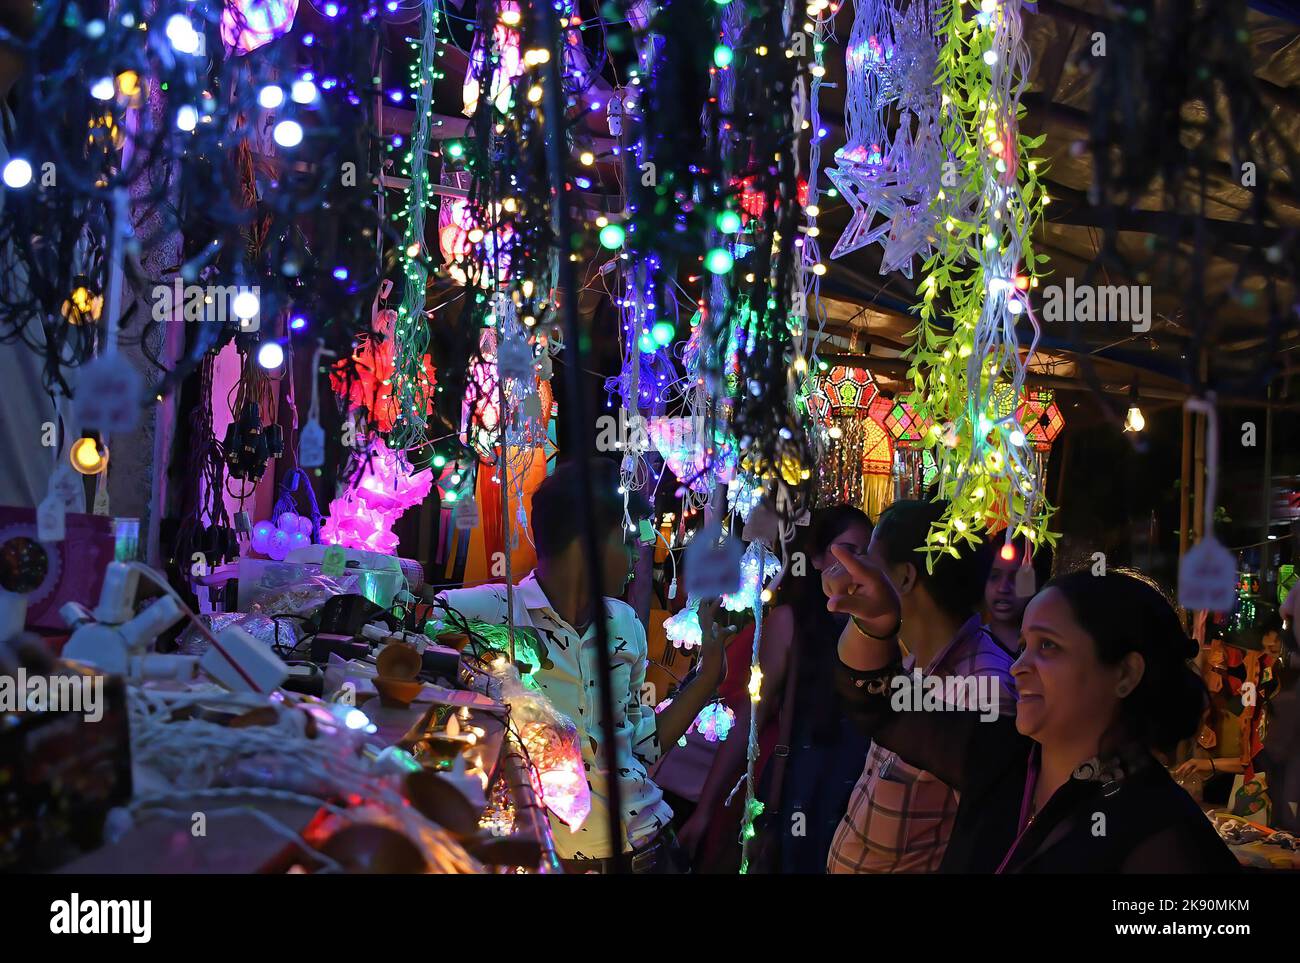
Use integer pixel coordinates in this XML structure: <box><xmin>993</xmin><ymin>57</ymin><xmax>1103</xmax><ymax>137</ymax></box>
<box><xmin>1000</xmin><ymin>542</ymin><xmax>1016</xmax><ymax>562</ymax></box>
<box><xmin>527</xmin><ymin>84</ymin><xmax>543</xmax><ymax>104</ymax></box>
<box><xmin>1007</xmin><ymin>298</ymin><xmax>1024</xmax><ymax>315</ymax></box>
<box><xmin>290</xmin><ymin>316</ymin><xmax>307</xmax><ymax>331</ymax></box>
<box><xmin>2</xmin><ymin>158</ymin><xmax>33</xmax><ymax>189</ymax></box>
<box><xmin>70</xmin><ymin>436</ymin><xmax>108</xmax><ymax>475</ymax></box>
<box><xmin>599</xmin><ymin>223</ymin><xmax>625</xmax><ymax>249</ymax></box>
<box><xmin>273</xmin><ymin>120</ymin><xmax>303</xmax><ymax>147</ymax></box>
<box><xmin>812</xmin><ymin>262</ymin><xmax>827</xmax><ymax>276</ymax></box>
<box><xmin>259</xmin><ymin>85</ymin><xmax>285</xmax><ymax>109</ymax></box>
<box><xmin>760</xmin><ymin>589</ymin><xmax>772</xmax><ymax>603</ymax></box>
<box><xmin>91</xmin><ymin>77</ymin><xmax>115</xmax><ymax>100</ymax></box>
<box><xmin>1010</xmin><ymin>429</ymin><xmax>1026</xmax><ymax>447</ymax></box>
<box><xmin>291</xmin><ymin>79</ymin><xmax>318</xmax><ymax>104</ymax></box>
<box><xmin>257</xmin><ymin>341</ymin><xmax>285</xmax><ymax>370</ymax></box>
<box><xmin>176</xmin><ymin>105</ymin><xmax>199</xmax><ymax>131</ymax></box>
<box><xmin>467</xmin><ymin>227</ymin><xmax>484</xmax><ymax>243</ymax></box>
<box><xmin>232</xmin><ymin>290</ymin><xmax>260</xmax><ymax>320</ymax></box>
<box><xmin>704</xmin><ymin>248</ymin><xmax>733</xmax><ymax>274</ymax></box>
<box><xmin>500</xmin><ymin>8</ymin><xmax>521</xmax><ymax>25</ymax></box>
<box><xmin>165</xmin><ymin>14</ymin><xmax>201</xmax><ymax>54</ymax></box>
<box><xmin>651</xmin><ymin>321</ymin><xmax>675</xmax><ymax>346</ymax></box>
<box><xmin>579</xmin><ymin>150</ymin><xmax>595</xmax><ymax>166</ymax></box>
<box><xmin>450</xmin><ymin>473</ymin><xmax>462</xmax><ymax>485</ymax></box>
<box><xmin>828</xmin><ymin>425</ymin><xmax>843</xmax><ymax>440</ymax></box>
<box><xmin>1124</xmin><ymin>404</ymin><xmax>1145</xmax><ymax>433</ymax></box>
<box><xmin>806</xmin><ymin>204</ymin><xmax>820</xmax><ymax>216</ymax></box>
<box><xmin>444</xmin><ymin>491</ymin><xmax>459</xmax><ymax>503</ymax></box>
<box><xmin>445</xmin><ymin>140</ymin><xmax>464</xmax><ymax>159</ymax></box>
<box><xmin>713</xmin><ymin>44</ymin><xmax>734</xmax><ymax>68</ymax></box>
<box><xmin>638</xmin><ymin>332</ymin><xmax>657</xmax><ymax>354</ymax></box>
<box><xmin>716</xmin><ymin>210</ymin><xmax>742</xmax><ymax>234</ymax></box>
<box><xmin>406</xmin><ymin>242</ymin><xmax>420</xmax><ymax>258</ymax></box>
<box><xmin>793</xmin><ymin>357</ymin><xmax>807</xmax><ymax>373</ymax></box>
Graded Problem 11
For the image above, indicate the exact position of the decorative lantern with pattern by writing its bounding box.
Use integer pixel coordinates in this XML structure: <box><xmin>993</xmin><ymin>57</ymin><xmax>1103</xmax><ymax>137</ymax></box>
<box><xmin>1017</xmin><ymin>388</ymin><xmax>1065</xmax><ymax>452</ymax></box>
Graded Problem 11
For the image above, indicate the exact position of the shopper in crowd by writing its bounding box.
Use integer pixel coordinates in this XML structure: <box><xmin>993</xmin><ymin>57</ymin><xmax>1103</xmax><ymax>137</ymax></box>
<box><xmin>830</xmin><ymin>555</ymin><xmax>1239</xmax><ymax>872</ymax></box>
<box><xmin>826</xmin><ymin>500</ymin><xmax>1015</xmax><ymax>874</ymax></box>
<box><xmin>672</xmin><ymin>505</ymin><xmax>874</xmax><ymax>873</ymax></box>
<box><xmin>983</xmin><ymin>537</ymin><xmax>1053</xmax><ymax>657</ymax></box>
<box><xmin>425</xmin><ymin>458</ymin><xmax>728</xmax><ymax>873</ymax></box>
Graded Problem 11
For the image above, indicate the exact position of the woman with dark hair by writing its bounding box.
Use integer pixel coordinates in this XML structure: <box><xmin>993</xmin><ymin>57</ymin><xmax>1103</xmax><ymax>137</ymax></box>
<box><xmin>983</xmin><ymin>538</ymin><xmax>1053</xmax><ymax>657</ymax></box>
<box><xmin>829</xmin><ymin>553</ymin><xmax>1239</xmax><ymax>873</ymax></box>
<box><xmin>672</xmin><ymin>504</ymin><xmax>873</xmax><ymax>873</ymax></box>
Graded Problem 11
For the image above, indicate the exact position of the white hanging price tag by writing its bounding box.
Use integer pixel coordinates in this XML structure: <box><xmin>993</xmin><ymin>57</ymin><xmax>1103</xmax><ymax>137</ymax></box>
<box><xmin>37</xmin><ymin>493</ymin><xmax>66</xmax><ymax>542</ymax></box>
<box><xmin>1015</xmin><ymin>563</ymin><xmax>1036</xmax><ymax>598</ymax></box>
<box><xmin>51</xmin><ymin>464</ymin><xmax>85</xmax><ymax>513</ymax></box>
<box><xmin>93</xmin><ymin>485</ymin><xmax>110</xmax><ymax>516</ymax></box>
<box><xmin>299</xmin><ymin>419</ymin><xmax>326</xmax><ymax>468</ymax></box>
<box><xmin>76</xmin><ymin>354</ymin><xmax>144</xmax><ymax>433</ymax></box>
<box><xmin>454</xmin><ymin>500</ymin><xmax>480</xmax><ymax>531</ymax></box>
<box><xmin>684</xmin><ymin>523</ymin><xmax>744</xmax><ymax>598</ymax></box>
<box><xmin>497</xmin><ymin>336</ymin><xmax>534</xmax><ymax>383</ymax></box>
<box><xmin>1178</xmin><ymin>537</ymin><xmax>1237</xmax><ymax>613</ymax></box>
<box><xmin>321</xmin><ymin>545</ymin><xmax>347</xmax><ymax>577</ymax></box>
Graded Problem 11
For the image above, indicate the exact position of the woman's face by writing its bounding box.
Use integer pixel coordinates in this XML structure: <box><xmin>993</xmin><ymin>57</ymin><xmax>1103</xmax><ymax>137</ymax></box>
<box><xmin>986</xmin><ymin>555</ymin><xmax>1028</xmax><ymax>628</ymax></box>
<box><xmin>816</xmin><ymin>521</ymin><xmax>874</xmax><ymax>596</ymax></box>
<box><xmin>1011</xmin><ymin>588</ymin><xmax>1131</xmax><ymax>751</ymax></box>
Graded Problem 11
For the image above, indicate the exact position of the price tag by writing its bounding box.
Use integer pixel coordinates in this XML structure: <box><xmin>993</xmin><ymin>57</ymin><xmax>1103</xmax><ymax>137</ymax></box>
<box><xmin>497</xmin><ymin>336</ymin><xmax>534</xmax><ymax>383</ymax></box>
<box><xmin>1015</xmin><ymin>564</ymin><xmax>1036</xmax><ymax>598</ymax></box>
<box><xmin>50</xmin><ymin>465</ymin><xmax>86</xmax><ymax>512</ymax></box>
<box><xmin>684</xmin><ymin>523</ymin><xmax>744</xmax><ymax>598</ymax></box>
<box><xmin>299</xmin><ymin>419</ymin><xmax>326</xmax><ymax>468</ymax></box>
<box><xmin>454</xmin><ymin>500</ymin><xmax>480</xmax><ymax>531</ymax></box>
<box><xmin>37</xmin><ymin>493</ymin><xmax>65</xmax><ymax>542</ymax></box>
<box><xmin>321</xmin><ymin>545</ymin><xmax>347</xmax><ymax>577</ymax></box>
<box><xmin>1178</xmin><ymin>537</ymin><xmax>1238</xmax><ymax>613</ymax></box>
<box><xmin>92</xmin><ymin>486</ymin><xmax>110</xmax><ymax>516</ymax></box>
<box><xmin>742</xmin><ymin>501</ymin><xmax>779</xmax><ymax>546</ymax></box>
<box><xmin>76</xmin><ymin>354</ymin><xmax>144</xmax><ymax>433</ymax></box>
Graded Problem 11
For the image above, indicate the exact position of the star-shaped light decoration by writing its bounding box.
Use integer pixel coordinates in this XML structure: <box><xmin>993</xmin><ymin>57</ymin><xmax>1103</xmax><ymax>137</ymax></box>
<box><xmin>870</xmin><ymin>0</ymin><xmax>940</xmax><ymax>116</ymax></box>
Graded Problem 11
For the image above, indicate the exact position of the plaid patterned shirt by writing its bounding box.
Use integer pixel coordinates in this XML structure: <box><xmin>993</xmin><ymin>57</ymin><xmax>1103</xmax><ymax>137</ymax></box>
<box><xmin>827</xmin><ymin>616</ymin><xmax>1016</xmax><ymax>874</ymax></box>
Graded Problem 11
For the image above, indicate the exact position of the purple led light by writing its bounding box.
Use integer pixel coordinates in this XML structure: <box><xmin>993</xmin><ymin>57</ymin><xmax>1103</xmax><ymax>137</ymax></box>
<box><xmin>333</xmin><ymin>267</ymin><xmax>349</xmax><ymax>280</ymax></box>
<box><xmin>389</xmin><ymin>90</ymin><xmax>404</xmax><ymax>103</ymax></box>
<box><xmin>324</xmin><ymin>3</ymin><xmax>339</xmax><ymax>17</ymax></box>
<box><xmin>303</xmin><ymin>34</ymin><xmax>315</xmax><ymax>45</ymax></box>
<box><xmin>290</xmin><ymin>315</ymin><xmax>308</xmax><ymax>330</ymax></box>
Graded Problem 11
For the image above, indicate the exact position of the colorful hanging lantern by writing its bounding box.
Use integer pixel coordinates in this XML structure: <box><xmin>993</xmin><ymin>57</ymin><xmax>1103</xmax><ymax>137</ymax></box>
<box><xmin>1016</xmin><ymin>387</ymin><xmax>1065</xmax><ymax>452</ymax></box>
<box><xmin>874</xmin><ymin>395</ymin><xmax>933</xmax><ymax>451</ymax></box>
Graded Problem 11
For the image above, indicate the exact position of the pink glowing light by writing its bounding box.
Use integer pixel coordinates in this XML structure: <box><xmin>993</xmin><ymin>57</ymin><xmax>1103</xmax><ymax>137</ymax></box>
<box><xmin>320</xmin><ymin>438</ymin><xmax>433</xmax><ymax>554</ymax></box>
<box><xmin>221</xmin><ymin>0</ymin><xmax>299</xmax><ymax>56</ymax></box>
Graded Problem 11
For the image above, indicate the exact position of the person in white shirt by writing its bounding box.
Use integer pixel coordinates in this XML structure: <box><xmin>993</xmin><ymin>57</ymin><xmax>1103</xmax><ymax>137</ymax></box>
<box><xmin>425</xmin><ymin>458</ymin><xmax>726</xmax><ymax>871</ymax></box>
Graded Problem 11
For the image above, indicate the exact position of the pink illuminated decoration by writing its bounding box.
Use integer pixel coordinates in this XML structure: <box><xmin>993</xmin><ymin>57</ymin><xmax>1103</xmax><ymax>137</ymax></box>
<box><xmin>520</xmin><ymin>720</ymin><xmax>590</xmax><ymax>832</ymax></box>
<box><xmin>330</xmin><ymin>307</ymin><xmax>436</xmax><ymax>433</ymax></box>
<box><xmin>462</xmin><ymin>3</ymin><xmax>523</xmax><ymax>116</ymax></box>
<box><xmin>320</xmin><ymin>438</ymin><xmax>433</xmax><ymax>554</ymax></box>
<box><xmin>437</xmin><ymin>175</ymin><xmax>514</xmax><ymax>287</ymax></box>
<box><xmin>221</xmin><ymin>0</ymin><xmax>299</xmax><ymax>56</ymax></box>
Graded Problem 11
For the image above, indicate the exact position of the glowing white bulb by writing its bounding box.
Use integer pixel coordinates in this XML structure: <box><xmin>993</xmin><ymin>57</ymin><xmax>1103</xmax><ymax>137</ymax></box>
<box><xmin>176</xmin><ymin>106</ymin><xmax>199</xmax><ymax>132</ymax></box>
<box><xmin>90</xmin><ymin>77</ymin><xmax>115</xmax><ymax>101</ymax></box>
<box><xmin>165</xmin><ymin>14</ymin><xmax>201</xmax><ymax>55</ymax></box>
<box><xmin>291</xmin><ymin>79</ymin><xmax>317</xmax><ymax>104</ymax></box>
<box><xmin>1007</xmin><ymin>298</ymin><xmax>1024</xmax><ymax>315</ymax></box>
<box><xmin>1010</xmin><ymin>429</ymin><xmax>1026</xmax><ymax>447</ymax></box>
<box><xmin>2</xmin><ymin>158</ymin><xmax>33</xmax><ymax>189</ymax></box>
<box><xmin>273</xmin><ymin>120</ymin><xmax>304</xmax><ymax>148</ymax></box>
<box><xmin>258</xmin><ymin>85</ymin><xmax>285</xmax><ymax>109</ymax></box>
<box><xmin>232</xmin><ymin>290</ymin><xmax>260</xmax><ymax>320</ymax></box>
<box><xmin>983</xmin><ymin>50</ymin><xmax>998</xmax><ymax>66</ymax></box>
<box><xmin>257</xmin><ymin>341</ymin><xmax>285</xmax><ymax>370</ymax></box>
